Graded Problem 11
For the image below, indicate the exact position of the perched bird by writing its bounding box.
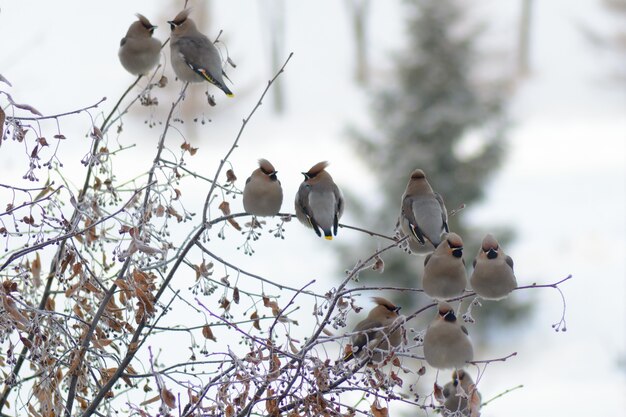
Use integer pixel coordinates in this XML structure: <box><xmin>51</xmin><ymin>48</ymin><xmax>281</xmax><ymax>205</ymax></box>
<box><xmin>118</xmin><ymin>14</ymin><xmax>161</xmax><ymax>75</ymax></box>
<box><xmin>168</xmin><ymin>9</ymin><xmax>234</xmax><ymax>96</ymax></box>
<box><xmin>470</xmin><ymin>234</ymin><xmax>517</xmax><ymax>300</ymax></box>
<box><xmin>422</xmin><ymin>232</ymin><xmax>467</xmax><ymax>300</ymax></box>
<box><xmin>423</xmin><ymin>302</ymin><xmax>473</xmax><ymax>369</ymax></box>
<box><xmin>242</xmin><ymin>159</ymin><xmax>283</xmax><ymax>216</ymax></box>
<box><xmin>294</xmin><ymin>161</ymin><xmax>344</xmax><ymax>240</ymax></box>
<box><xmin>399</xmin><ymin>169</ymin><xmax>449</xmax><ymax>254</ymax></box>
<box><xmin>345</xmin><ymin>297</ymin><xmax>403</xmax><ymax>364</ymax></box>
<box><xmin>442</xmin><ymin>370</ymin><xmax>481</xmax><ymax>417</ymax></box>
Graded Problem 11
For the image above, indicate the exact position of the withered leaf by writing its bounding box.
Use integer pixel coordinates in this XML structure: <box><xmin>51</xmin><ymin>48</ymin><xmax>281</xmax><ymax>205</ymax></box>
<box><xmin>140</xmin><ymin>394</ymin><xmax>161</xmax><ymax>406</ymax></box>
<box><xmin>157</xmin><ymin>75</ymin><xmax>168</xmax><ymax>88</ymax></box>
<box><xmin>370</xmin><ymin>400</ymin><xmax>389</xmax><ymax>417</ymax></box>
<box><xmin>181</xmin><ymin>141</ymin><xmax>198</xmax><ymax>156</ymax></box>
<box><xmin>232</xmin><ymin>287</ymin><xmax>240</xmax><ymax>304</ymax></box>
<box><xmin>219</xmin><ymin>297</ymin><xmax>231</xmax><ymax>311</ymax></box>
<box><xmin>372</xmin><ymin>255</ymin><xmax>385</xmax><ymax>273</ymax></box>
<box><xmin>218</xmin><ymin>201</ymin><xmax>231</xmax><ymax>216</ymax></box>
<box><xmin>390</xmin><ymin>371</ymin><xmax>403</xmax><ymax>387</ymax></box>
<box><xmin>251</xmin><ymin>311</ymin><xmax>261</xmax><ymax>330</ymax></box>
<box><xmin>31</xmin><ymin>252</ymin><xmax>41</xmax><ymax>287</ymax></box>
<box><xmin>226</xmin><ymin>169</ymin><xmax>237</xmax><ymax>183</ymax></box>
<box><xmin>161</xmin><ymin>387</ymin><xmax>176</xmax><ymax>408</ymax></box>
<box><xmin>433</xmin><ymin>382</ymin><xmax>445</xmax><ymax>404</ymax></box>
<box><xmin>227</xmin><ymin>217</ymin><xmax>242</xmax><ymax>231</ymax></box>
<box><xmin>202</xmin><ymin>325</ymin><xmax>217</xmax><ymax>342</ymax></box>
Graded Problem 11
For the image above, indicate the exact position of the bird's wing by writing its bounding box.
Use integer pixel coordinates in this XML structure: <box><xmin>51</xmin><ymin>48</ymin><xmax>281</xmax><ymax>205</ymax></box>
<box><xmin>333</xmin><ymin>184</ymin><xmax>343</xmax><ymax>236</ymax></box>
<box><xmin>296</xmin><ymin>185</ymin><xmax>322</xmax><ymax>237</ymax></box>
<box><xmin>402</xmin><ymin>195</ymin><xmax>426</xmax><ymax>244</ymax></box>
<box><xmin>175</xmin><ymin>36</ymin><xmax>221</xmax><ymax>81</ymax></box>
<box><xmin>435</xmin><ymin>193</ymin><xmax>449</xmax><ymax>233</ymax></box>
<box><xmin>505</xmin><ymin>254</ymin><xmax>514</xmax><ymax>271</ymax></box>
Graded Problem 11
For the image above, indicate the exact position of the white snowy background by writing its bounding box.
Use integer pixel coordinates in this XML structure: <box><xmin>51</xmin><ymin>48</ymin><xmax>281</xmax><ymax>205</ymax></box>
<box><xmin>1</xmin><ymin>1</ymin><xmax>624</xmax><ymax>416</ymax></box>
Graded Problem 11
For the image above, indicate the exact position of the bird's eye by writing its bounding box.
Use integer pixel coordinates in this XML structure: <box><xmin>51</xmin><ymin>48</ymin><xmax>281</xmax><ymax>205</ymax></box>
<box><xmin>452</xmin><ymin>248</ymin><xmax>463</xmax><ymax>258</ymax></box>
<box><xmin>169</xmin><ymin>23</ymin><xmax>176</xmax><ymax>31</ymax></box>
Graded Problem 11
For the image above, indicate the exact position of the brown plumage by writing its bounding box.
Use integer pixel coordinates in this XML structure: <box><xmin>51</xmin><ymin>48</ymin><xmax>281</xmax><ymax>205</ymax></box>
<box><xmin>423</xmin><ymin>302</ymin><xmax>473</xmax><ymax>369</ymax></box>
<box><xmin>346</xmin><ymin>297</ymin><xmax>403</xmax><ymax>364</ymax></box>
<box><xmin>294</xmin><ymin>161</ymin><xmax>344</xmax><ymax>240</ymax></box>
<box><xmin>118</xmin><ymin>14</ymin><xmax>161</xmax><ymax>75</ymax></box>
<box><xmin>168</xmin><ymin>9</ymin><xmax>233</xmax><ymax>96</ymax></box>
<box><xmin>399</xmin><ymin>169</ymin><xmax>449</xmax><ymax>254</ymax></box>
<box><xmin>470</xmin><ymin>233</ymin><xmax>517</xmax><ymax>300</ymax></box>
<box><xmin>422</xmin><ymin>232</ymin><xmax>467</xmax><ymax>300</ymax></box>
<box><xmin>243</xmin><ymin>159</ymin><xmax>283</xmax><ymax>216</ymax></box>
<box><xmin>442</xmin><ymin>369</ymin><xmax>482</xmax><ymax>416</ymax></box>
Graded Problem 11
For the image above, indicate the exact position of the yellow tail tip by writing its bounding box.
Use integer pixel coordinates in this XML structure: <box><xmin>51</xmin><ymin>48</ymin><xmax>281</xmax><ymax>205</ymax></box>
<box><xmin>324</xmin><ymin>236</ymin><xmax>333</xmax><ymax>241</ymax></box>
<box><xmin>226</xmin><ymin>93</ymin><xmax>235</xmax><ymax>98</ymax></box>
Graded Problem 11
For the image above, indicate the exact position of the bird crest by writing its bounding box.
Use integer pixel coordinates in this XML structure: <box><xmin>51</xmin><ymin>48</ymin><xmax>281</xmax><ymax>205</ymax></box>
<box><xmin>410</xmin><ymin>169</ymin><xmax>426</xmax><ymax>180</ymax></box>
<box><xmin>135</xmin><ymin>13</ymin><xmax>154</xmax><ymax>30</ymax></box>
<box><xmin>258</xmin><ymin>159</ymin><xmax>276</xmax><ymax>175</ymax></box>
<box><xmin>304</xmin><ymin>161</ymin><xmax>329</xmax><ymax>179</ymax></box>
<box><xmin>371</xmin><ymin>297</ymin><xmax>399</xmax><ymax>312</ymax></box>
<box><xmin>481</xmin><ymin>233</ymin><xmax>499</xmax><ymax>252</ymax></box>
<box><xmin>170</xmin><ymin>8</ymin><xmax>192</xmax><ymax>26</ymax></box>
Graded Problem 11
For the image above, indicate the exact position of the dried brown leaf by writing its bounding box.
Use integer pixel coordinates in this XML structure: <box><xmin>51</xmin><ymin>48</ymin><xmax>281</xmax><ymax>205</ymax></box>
<box><xmin>370</xmin><ymin>400</ymin><xmax>389</xmax><ymax>417</ymax></box>
<box><xmin>251</xmin><ymin>311</ymin><xmax>261</xmax><ymax>330</ymax></box>
<box><xmin>161</xmin><ymin>387</ymin><xmax>176</xmax><ymax>408</ymax></box>
<box><xmin>157</xmin><ymin>75</ymin><xmax>168</xmax><ymax>88</ymax></box>
<box><xmin>433</xmin><ymin>382</ymin><xmax>445</xmax><ymax>404</ymax></box>
<box><xmin>226</xmin><ymin>169</ymin><xmax>237</xmax><ymax>183</ymax></box>
<box><xmin>140</xmin><ymin>394</ymin><xmax>161</xmax><ymax>406</ymax></box>
<box><xmin>266</xmin><ymin>388</ymin><xmax>279</xmax><ymax>417</ymax></box>
<box><xmin>233</xmin><ymin>287</ymin><xmax>240</xmax><ymax>304</ymax></box>
<box><xmin>218</xmin><ymin>201</ymin><xmax>231</xmax><ymax>216</ymax></box>
<box><xmin>227</xmin><ymin>217</ymin><xmax>242</xmax><ymax>231</ymax></box>
<box><xmin>469</xmin><ymin>385</ymin><xmax>481</xmax><ymax>417</ymax></box>
<box><xmin>372</xmin><ymin>255</ymin><xmax>385</xmax><ymax>273</ymax></box>
<box><xmin>31</xmin><ymin>252</ymin><xmax>41</xmax><ymax>287</ymax></box>
<box><xmin>202</xmin><ymin>325</ymin><xmax>217</xmax><ymax>342</ymax></box>
<box><xmin>181</xmin><ymin>141</ymin><xmax>198</xmax><ymax>155</ymax></box>
<box><xmin>219</xmin><ymin>297</ymin><xmax>231</xmax><ymax>311</ymax></box>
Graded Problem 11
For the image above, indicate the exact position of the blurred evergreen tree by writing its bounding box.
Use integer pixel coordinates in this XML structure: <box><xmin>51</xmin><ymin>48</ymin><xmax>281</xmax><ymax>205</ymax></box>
<box><xmin>345</xmin><ymin>0</ymin><xmax>531</xmax><ymax>340</ymax></box>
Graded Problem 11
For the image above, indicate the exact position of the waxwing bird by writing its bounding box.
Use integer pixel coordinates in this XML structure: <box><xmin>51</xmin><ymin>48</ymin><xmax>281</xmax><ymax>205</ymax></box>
<box><xmin>399</xmin><ymin>169</ymin><xmax>449</xmax><ymax>254</ymax></box>
<box><xmin>442</xmin><ymin>370</ymin><xmax>482</xmax><ymax>417</ymax></box>
<box><xmin>345</xmin><ymin>297</ymin><xmax>403</xmax><ymax>364</ymax></box>
<box><xmin>422</xmin><ymin>232</ymin><xmax>467</xmax><ymax>300</ymax></box>
<box><xmin>242</xmin><ymin>159</ymin><xmax>283</xmax><ymax>216</ymax></box>
<box><xmin>295</xmin><ymin>161</ymin><xmax>344</xmax><ymax>240</ymax></box>
<box><xmin>118</xmin><ymin>14</ymin><xmax>161</xmax><ymax>75</ymax></box>
<box><xmin>168</xmin><ymin>9</ymin><xmax>234</xmax><ymax>96</ymax></box>
<box><xmin>470</xmin><ymin>234</ymin><xmax>517</xmax><ymax>300</ymax></box>
<box><xmin>423</xmin><ymin>302</ymin><xmax>473</xmax><ymax>369</ymax></box>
